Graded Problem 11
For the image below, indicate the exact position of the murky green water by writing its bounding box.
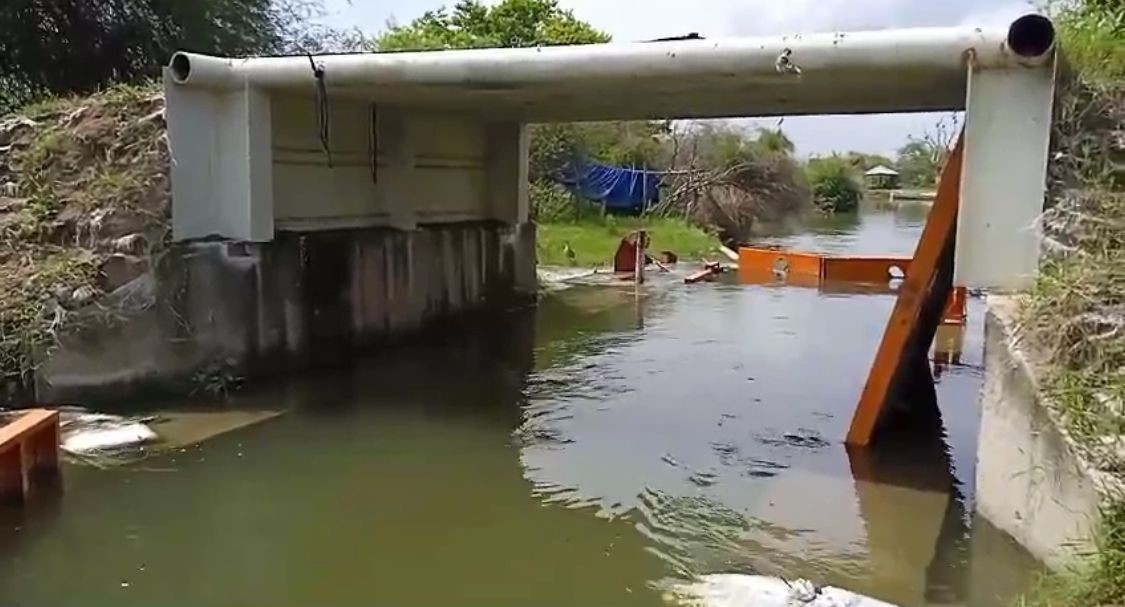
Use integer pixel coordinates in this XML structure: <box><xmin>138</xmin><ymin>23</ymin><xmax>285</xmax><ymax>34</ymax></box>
<box><xmin>0</xmin><ymin>206</ymin><xmax>1039</xmax><ymax>607</ymax></box>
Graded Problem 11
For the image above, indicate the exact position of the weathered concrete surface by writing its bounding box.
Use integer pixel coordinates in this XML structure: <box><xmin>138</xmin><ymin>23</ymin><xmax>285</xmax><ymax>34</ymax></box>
<box><xmin>36</xmin><ymin>222</ymin><xmax>526</xmax><ymax>404</ymax></box>
<box><xmin>976</xmin><ymin>296</ymin><xmax>1114</xmax><ymax>569</ymax></box>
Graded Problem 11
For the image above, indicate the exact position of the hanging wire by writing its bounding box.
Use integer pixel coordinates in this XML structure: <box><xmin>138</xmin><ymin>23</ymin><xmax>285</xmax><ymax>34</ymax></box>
<box><xmin>307</xmin><ymin>53</ymin><xmax>333</xmax><ymax>168</ymax></box>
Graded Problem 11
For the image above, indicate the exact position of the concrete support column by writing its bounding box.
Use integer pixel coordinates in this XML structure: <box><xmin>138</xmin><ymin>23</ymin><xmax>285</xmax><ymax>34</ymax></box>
<box><xmin>955</xmin><ymin>59</ymin><xmax>1055</xmax><ymax>291</ymax></box>
<box><xmin>380</xmin><ymin>108</ymin><xmax>419</xmax><ymax>231</ymax></box>
<box><xmin>166</xmin><ymin>74</ymin><xmax>274</xmax><ymax>242</ymax></box>
<box><xmin>486</xmin><ymin>122</ymin><xmax>536</xmax><ymax>296</ymax></box>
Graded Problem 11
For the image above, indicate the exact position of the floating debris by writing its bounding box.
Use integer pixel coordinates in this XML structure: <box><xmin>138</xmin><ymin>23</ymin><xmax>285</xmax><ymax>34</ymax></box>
<box><xmin>664</xmin><ymin>574</ymin><xmax>897</xmax><ymax>607</ymax></box>
<box><xmin>60</xmin><ymin>413</ymin><xmax>158</xmax><ymax>455</ymax></box>
<box><xmin>756</xmin><ymin>428</ymin><xmax>830</xmax><ymax>450</ymax></box>
<box><xmin>688</xmin><ymin>471</ymin><xmax>718</xmax><ymax>487</ymax></box>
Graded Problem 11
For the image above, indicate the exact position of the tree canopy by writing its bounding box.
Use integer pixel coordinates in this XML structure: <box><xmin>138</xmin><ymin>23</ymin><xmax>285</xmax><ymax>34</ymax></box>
<box><xmin>373</xmin><ymin>0</ymin><xmax>609</xmax><ymax>51</ymax></box>
<box><xmin>0</xmin><ymin>0</ymin><xmax>343</xmax><ymax>115</ymax></box>
<box><xmin>895</xmin><ymin>139</ymin><xmax>940</xmax><ymax>188</ymax></box>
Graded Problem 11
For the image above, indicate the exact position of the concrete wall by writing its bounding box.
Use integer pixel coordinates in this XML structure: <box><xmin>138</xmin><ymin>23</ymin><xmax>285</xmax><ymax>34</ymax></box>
<box><xmin>976</xmin><ymin>297</ymin><xmax>1111</xmax><ymax>569</ymax></box>
<box><xmin>36</xmin><ymin>222</ymin><xmax>523</xmax><ymax>405</ymax></box>
<box><xmin>270</xmin><ymin>98</ymin><xmax>494</xmax><ymax>232</ymax></box>
<box><xmin>167</xmin><ymin>80</ymin><xmax>531</xmax><ymax>242</ymax></box>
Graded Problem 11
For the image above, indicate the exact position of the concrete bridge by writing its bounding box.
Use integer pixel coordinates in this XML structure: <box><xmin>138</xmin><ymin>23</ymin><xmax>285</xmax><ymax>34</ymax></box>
<box><xmin>39</xmin><ymin>15</ymin><xmax>1058</xmax><ymax>405</ymax></box>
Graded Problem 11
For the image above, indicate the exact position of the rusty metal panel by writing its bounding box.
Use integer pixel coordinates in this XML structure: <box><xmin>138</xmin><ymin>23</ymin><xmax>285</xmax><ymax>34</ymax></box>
<box><xmin>848</xmin><ymin>137</ymin><xmax>963</xmax><ymax>447</ymax></box>
<box><xmin>821</xmin><ymin>256</ymin><xmax>911</xmax><ymax>284</ymax></box>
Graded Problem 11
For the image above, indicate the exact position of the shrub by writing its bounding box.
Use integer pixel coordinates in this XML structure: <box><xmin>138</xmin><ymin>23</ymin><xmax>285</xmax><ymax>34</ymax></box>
<box><xmin>806</xmin><ymin>156</ymin><xmax>863</xmax><ymax>213</ymax></box>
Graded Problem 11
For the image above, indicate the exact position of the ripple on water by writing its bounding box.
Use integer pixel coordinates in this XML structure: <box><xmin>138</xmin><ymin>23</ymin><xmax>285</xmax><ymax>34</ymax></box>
<box><xmin>755</xmin><ymin>428</ymin><xmax>831</xmax><ymax>450</ymax></box>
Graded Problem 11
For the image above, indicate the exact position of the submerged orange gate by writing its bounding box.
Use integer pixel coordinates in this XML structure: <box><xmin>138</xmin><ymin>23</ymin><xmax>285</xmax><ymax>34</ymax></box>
<box><xmin>739</xmin><ymin>137</ymin><xmax>966</xmax><ymax>447</ymax></box>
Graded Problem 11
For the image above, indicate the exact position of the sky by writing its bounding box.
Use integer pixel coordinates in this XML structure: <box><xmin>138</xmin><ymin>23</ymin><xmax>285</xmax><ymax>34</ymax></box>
<box><xmin>316</xmin><ymin>0</ymin><xmax>1038</xmax><ymax>157</ymax></box>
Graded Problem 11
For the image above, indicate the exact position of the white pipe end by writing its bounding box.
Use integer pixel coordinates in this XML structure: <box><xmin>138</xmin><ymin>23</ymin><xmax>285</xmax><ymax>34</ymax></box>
<box><xmin>170</xmin><ymin>52</ymin><xmax>192</xmax><ymax>84</ymax></box>
<box><xmin>1007</xmin><ymin>14</ymin><xmax>1056</xmax><ymax>63</ymax></box>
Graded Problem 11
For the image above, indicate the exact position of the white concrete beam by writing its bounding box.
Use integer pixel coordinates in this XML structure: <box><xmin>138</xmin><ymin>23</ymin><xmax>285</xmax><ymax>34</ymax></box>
<box><xmin>166</xmin><ymin>76</ymin><xmax>274</xmax><ymax>241</ymax></box>
<box><xmin>167</xmin><ymin>19</ymin><xmax>1054</xmax><ymax>122</ymax></box>
<box><xmin>955</xmin><ymin>58</ymin><xmax>1056</xmax><ymax>291</ymax></box>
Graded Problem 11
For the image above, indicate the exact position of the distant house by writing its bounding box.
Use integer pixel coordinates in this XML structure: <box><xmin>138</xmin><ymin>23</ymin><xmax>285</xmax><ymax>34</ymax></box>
<box><xmin>864</xmin><ymin>165</ymin><xmax>900</xmax><ymax>190</ymax></box>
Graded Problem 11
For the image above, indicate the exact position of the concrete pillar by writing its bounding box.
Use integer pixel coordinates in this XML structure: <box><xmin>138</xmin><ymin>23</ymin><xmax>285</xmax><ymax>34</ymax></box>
<box><xmin>955</xmin><ymin>59</ymin><xmax>1055</xmax><ymax>290</ymax></box>
<box><xmin>166</xmin><ymin>74</ymin><xmax>275</xmax><ymax>242</ymax></box>
<box><xmin>486</xmin><ymin>122</ymin><xmax>536</xmax><ymax>296</ymax></box>
<box><xmin>380</xmin><ymin>108</ymin><xmax>419</xmax><ymax>231</ymax></box>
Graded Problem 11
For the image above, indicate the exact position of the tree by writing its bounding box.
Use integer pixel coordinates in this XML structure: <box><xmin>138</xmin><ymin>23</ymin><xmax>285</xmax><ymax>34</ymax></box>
<box><xmin>895</xmin><ymin>140</ymin><xmax>939</xmax><ymax>188</ymax></box>
<box><xmin>806</xmin><ymin>155</ymin><xmax>863</xmax><ymax>213</ymax></box>
<box><xmin>895</xmin><ymin>115</ymin><xmax>957</xmax><ymax>188</ymax></box>
<box><xmin>372</xmin><ymin>0</ymin><xmax>610</xmax><ymax>51</ymax></box>
<box><xmin>0</xmin><ymin>0</ymin><xmax>344</xmax><ymax>115</ymax></box>
<box><xmin>754</xmin><ymin>128</ymin><xmax>795</xmax><ymax>155</ymax></box>
<box><xmin>843</xmin><ymin>151</ymin><xmax>895</xmax><ymax>172</ymax></box>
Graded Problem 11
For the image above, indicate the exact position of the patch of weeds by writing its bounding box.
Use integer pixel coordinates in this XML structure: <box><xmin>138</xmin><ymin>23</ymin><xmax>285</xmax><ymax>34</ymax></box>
<box><xmin>1019</xmin><ymin>500</ymin><xmax>1125</xmax><ymax>607</ymax></box>
<box><xmin>0</xmin><ymin>83</ymin><xmax>167</xmax><ymax>391</ymax></box>
<box><xmin>0</xmin><ymin>247</ymin><xmax>99</xmax><ymax>393</ymax></box>
<box><xmin>191</xmin><ymin>358</ymin><xmax>244</xmax><ymax>400</ymax></box>
<box><xmin>1016</xmin><ymin>5</ymin><xmax>1125</xmax><ymax>603</ymax></box>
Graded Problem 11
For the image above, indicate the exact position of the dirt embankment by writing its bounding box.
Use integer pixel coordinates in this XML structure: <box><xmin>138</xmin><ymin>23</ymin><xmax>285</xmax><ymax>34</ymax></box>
<box><xmin>0</xmin><ymin>84</ymin><xmax>169</xmax><ymax>396</ymax></box>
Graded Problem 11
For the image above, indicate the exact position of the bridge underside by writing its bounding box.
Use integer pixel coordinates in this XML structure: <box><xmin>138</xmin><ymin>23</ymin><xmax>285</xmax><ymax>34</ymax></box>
<box><xmin>79</xmin><ymin>16</ymin><xmax>1053</xmax><ymax>411</ymax></box>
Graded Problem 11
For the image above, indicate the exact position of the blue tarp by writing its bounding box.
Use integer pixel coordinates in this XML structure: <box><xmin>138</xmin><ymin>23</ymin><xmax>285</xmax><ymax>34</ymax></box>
<box><xmin>554</xmin><ymin>161</ymin><xmax>661</xmax><ymax>214</ymax></box>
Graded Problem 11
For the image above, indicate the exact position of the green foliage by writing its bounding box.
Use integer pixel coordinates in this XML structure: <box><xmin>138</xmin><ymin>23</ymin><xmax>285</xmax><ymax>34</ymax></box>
<box><xmin>373</xmin><ymin>0</ymin><xmax>609</xmax><ymax>51</ymax></box>
<box><xmin>192</xmin><ymin>357</ymin><xmax>244</xmax><ymax>399</ymax></box>
<box><xmin>1016</xmin><ymin>7</ymin><xmax>1125</xmax><ymax>599</ymax></box>
<box><xmin>529</xmin><ymin>121</ymin><xmax>669</xmax><ymax>180</ymax></box>
<box><xmin>689</xmin><ymin>124</ymin><xmax>797</xmax><ymax>169</ymax></box>
<box><xmin>0</xmin><ymin>0</ymin><xmax>347</xmax><ymax>115</ymax></box>
<box><xmin>754</xmin><ymin>128</ymin><xmax>795</xmax><ymax>155</ymax></box>
<box><xmin>1052</xmin><ymin>0</ymin><xmax>1125</xmax><ymax>82</ymax></box>
<box><xmin>1019</xmin><ymin>501</ymin><xmax>1125</xmax><ymax>607</ymax></box>
<box><xmin>842</xmin><ymin>151</ymin><xmax>895</xmax><ymax>172</ymax></box>
<box><xmin>805</xmin><ymin>155</ymin><xmax>862</xmax><ymax>213</ymax></box>
<box><xmin>529</xmin><ymin>180</ymin><xmax>578</xmax><ymax>222</ymax></box>
<box><xmin>0</xmin><ymin>248</ymin><xmax>99</xmax><ymax>387</ymax></box>
<box><xmin>895</xmin><ymin>139</ymin><xmax>939</xmax><ymax>188</ymax></box>
<box><xmin>700</xmin><ymin>125</ymin><xmax>760</xmax><ymax>170</ymax></box>
<box><xmin>537</xmin><ymin>217</ymin><xmax>715</xmax><ymax>266</ymax></box>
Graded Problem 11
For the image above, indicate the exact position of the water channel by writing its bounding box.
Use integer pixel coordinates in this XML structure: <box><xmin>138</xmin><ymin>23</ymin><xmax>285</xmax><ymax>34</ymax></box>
<box><xmin>0</xmin><ymin>205</ymin><xmax>1040</xmax><ymax>606</ymax></box>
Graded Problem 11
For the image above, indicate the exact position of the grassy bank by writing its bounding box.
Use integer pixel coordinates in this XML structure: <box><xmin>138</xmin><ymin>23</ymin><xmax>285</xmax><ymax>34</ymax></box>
<box><xmin>0</xmin><ymin>83</ymin><xmax>168</xmax><ymax>395</ymax></box>
<box><xmin>537</xmin><ymin>217</ymin><xmax>717</xmax><ymax>266</ymax></box>
<box><xmin>1016</xmin><ymin>2</ymin><xmax>1124</xmax><ymax>604</ymax></box>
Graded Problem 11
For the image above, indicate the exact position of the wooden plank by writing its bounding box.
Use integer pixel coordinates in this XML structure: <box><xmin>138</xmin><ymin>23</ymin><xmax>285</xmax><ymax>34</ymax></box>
<box><xmin>847</xmin><ymin>137</ymin><xmax>964</xmax><ymax>446</ymax></box>
<box><xmin>0</xmin><ymin>410</ymin><xmax>58</xmax><ymax>454</ymax></box>
<box><xmin>0</xmin><ymin>447</ymin><xmax>23</xmax><ymax>502</ymax></box>
<box><xmin>0</xmin><ymin>410</ymin><xmax>59</xmax><ymax>502</ymax></box>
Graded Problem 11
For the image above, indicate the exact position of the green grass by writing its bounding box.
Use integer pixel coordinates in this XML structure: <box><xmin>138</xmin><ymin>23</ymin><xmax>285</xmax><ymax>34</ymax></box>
<box><xmin>1018</xmin><ymin>501</ymin><xmax>1125</xmax><ymax>607</ymax></box>
<box><xmin>1015</xmin><ymin>3</ymin><xmax>1125</xmax><ymax>604</ymax></box>
<box><xmin>537</xmin><ymin>217</ymin><xmax>717</xmax><ymax>266</ymax></box>
<box><xmin>1054</xmin><ymin>1</ymin><xmax>1125</xmax><ymax>84</ymax></box>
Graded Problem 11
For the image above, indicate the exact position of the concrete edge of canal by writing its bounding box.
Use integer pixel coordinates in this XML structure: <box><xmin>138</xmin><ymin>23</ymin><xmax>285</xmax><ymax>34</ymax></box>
<box><xmin>976</xmin><ymin>295</ymin><xmax>1123</xmax><ymax>570</ymax></box>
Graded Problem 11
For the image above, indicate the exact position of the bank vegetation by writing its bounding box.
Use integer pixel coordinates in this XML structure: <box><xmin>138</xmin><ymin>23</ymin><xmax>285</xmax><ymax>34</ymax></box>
<box><xmin>1018</xmin><ymin>0</ymin><xmax>1125</xmax><ymax>605</ymax></box>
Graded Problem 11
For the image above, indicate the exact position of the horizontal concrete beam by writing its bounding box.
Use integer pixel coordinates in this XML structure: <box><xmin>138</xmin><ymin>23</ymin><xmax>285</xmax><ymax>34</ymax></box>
<box><xmin>167</xmin><ymin>15</ymin><xmax>1056</xmax><ymax>121</ymax></box>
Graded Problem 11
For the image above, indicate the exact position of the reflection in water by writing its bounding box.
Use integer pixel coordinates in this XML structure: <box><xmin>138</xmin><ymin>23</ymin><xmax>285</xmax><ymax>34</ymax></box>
<box><xmin>0</xmin><ymin>209</ymin><xmax>1039</xmax><ymax>607</ymax></box>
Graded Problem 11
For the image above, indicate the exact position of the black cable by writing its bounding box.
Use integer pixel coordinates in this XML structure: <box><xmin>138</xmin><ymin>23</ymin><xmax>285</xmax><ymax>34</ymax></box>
<box><xmin>307</xmin><ymin>53</ymin><xmax>332</xmax><ymax>168</ymax></box>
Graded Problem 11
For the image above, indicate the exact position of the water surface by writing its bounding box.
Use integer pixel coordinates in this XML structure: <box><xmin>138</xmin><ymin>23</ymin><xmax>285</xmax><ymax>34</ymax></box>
<box><xmin>0</xmin><ymin>206</ymin><xmax>1038</xmax><ymax>607</ymax></box>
